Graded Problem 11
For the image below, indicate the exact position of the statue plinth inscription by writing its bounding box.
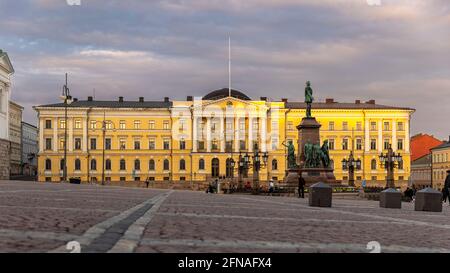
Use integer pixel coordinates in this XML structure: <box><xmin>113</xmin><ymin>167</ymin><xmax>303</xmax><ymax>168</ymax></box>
<box><xmin>281</xmin><ymin>81</ymin><xmax>338</xmax><ymax>193</ymax></box>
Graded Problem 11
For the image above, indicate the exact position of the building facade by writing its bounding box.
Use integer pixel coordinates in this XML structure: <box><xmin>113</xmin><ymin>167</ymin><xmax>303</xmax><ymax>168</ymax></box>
<box><xmin>411</xmin><ymin>154</ymin><xmax>432</xmax><ymax>189</ymax></box>
<box><xmin>0</xmin><ymin>50</ymin><xmax>14</xmax><ymax>180</ymax></box>
<box><xmin>21</xmin><ymin>122</ymin><xmax>38</xmax><ymax>176</ymax></box>
<box><xmin>34</xmin><ymin>88</ymin><xmax>414</xmax><ymax>188</ymax></box>
<box><xmin>431</xmin><ymin>137</ymin><xmax>450</xmax><ymax>190</ymax></box>
<box><xmin>9</xmin><ymin>101</ymin><xmax>23</xmax><ymax>176</ymax></box>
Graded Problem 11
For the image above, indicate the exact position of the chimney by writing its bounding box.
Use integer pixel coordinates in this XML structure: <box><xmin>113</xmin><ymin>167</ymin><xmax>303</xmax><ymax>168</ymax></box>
<box><xmin>164</xmin><ymin>97</ymin><xmax>169</xmax><ymax>102</ymax></box>
<box><xmin>139</xmin><ymin>97</ymin><xmax>144</xmax><ymax>102</ymax></box>
<box><xmin>281</xmin><ymin>98</ymin><xmax>288</xmax><ymax>103</ymax></box>
<box><xmin>87</xmin><ymin>96</ymin><xmax>93</xmax><ymax>101</ymax></box>
<box><xmin>355</xmin><ymin>100</ymin><xmax>361</xmax><ymax>104</ymax></box>
<box><xmin>366</xmin><ymin>99</ymin><xmax>375</xmax><ymax>104</ymax></box>
<box><xmin>260</xmin><ymin>97</ymin><xmax>267</xmax><ymax>101</ymax></box>
<box><xmin>186</xmin><ymin>96</ymin><xmax>193</xmax><ymax>101</ymax></box>
<box><xmin>119</xmin><ymin>96</ymin><xmax>124</xmax><ymax>102</ymax></box>
<box><xmin>325</xmin><ymin>98</ymin><xmax>334</xmax><ymax>104</ymax></box>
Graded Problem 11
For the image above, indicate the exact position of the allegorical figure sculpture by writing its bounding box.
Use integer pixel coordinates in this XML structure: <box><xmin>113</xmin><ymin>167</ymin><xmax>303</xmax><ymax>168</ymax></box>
<box><xmin>304</xmin><ymin>81</ymin><xmax>314</xmax><ymax>118</ymax></box>
<box><xmin>304</xmin><ymin>140</ymin><xmax>330</xmax><ymax>168</ymax></box>
<box><xmin>321</xmin><ymin>140</ymin><xmax>330</xmax><ymax>168</ymax></box>
<box><xmin>282</xmin><ymin>140</ymin><xmax>297</xmax><ymax>169</ymax></box>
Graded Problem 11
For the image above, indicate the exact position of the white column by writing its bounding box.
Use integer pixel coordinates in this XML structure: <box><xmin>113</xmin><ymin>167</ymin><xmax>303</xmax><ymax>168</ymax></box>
<box><xmin>206</xmin><ymin>117</ymin><xmax>211</xmax><ymax>152</ymax></box>
<box><xmin>68</xmin><ymin>119</ymin><xmax>73</xmax><ymax>152</ymax></box>
<box><xmin>83</xmin><ymin>117</ymin><xmax>88</xmax><ymax>152</ymax></box>
<box><xmin>39</xmin><ymin>119</ymin><xmax>44</xmax><ymax>152</ymax></box>
<box><xmin>234</xmin><ymin>116</ymin><xmax>240</xmax><ymax>152</ymax></box>
<box><xmin>260</xmin><ymin>117</ymin><xmax>267</xmax><ymax>152</ymax></box>
<box><xmin>392</xmin><ymin>120</ymin><xmax>397</xmax><ymax>152</ymax></box>
<box><xmin>364</xmin><ymin>118</ymin><xmax>370</xmax><ymax>152</ymax></box>
<box><xmin>220</xmin><ymin>116</ymin><xmax>225</xmax><ymax>152</ymax></box>
<box><xmin>192</xmin><ymin>116</ymin><xmax>198</xmax><ymax>152</ymax></box>
<box><xmin>248</xmin><ymin>117</ymin><xmax>253</xmax><ymax>152</ymax></box>
<box><xmin>378</xmin><ymin>120</ymin><xmax>382</xmax><ymax>152</ymax></box>
<box><xmin>53</xmin><ymin>119</ymin><xmax>58</xmax><ymax>152</ymax></box>
<box><xmin>405</xmin><ymin>119</ymin><xmax>410</xmax><ymax>153</ymax></box>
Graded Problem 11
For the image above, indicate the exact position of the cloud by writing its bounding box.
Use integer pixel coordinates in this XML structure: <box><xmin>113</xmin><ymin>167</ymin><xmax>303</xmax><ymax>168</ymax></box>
<box><xmin>1</xmin><ymin>0</ymin><xmax>449</xmax><ymax>139</ymax></box>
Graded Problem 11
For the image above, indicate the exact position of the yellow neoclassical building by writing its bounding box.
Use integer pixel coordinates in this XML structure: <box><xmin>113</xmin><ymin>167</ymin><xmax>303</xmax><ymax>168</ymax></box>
<box><xmin>34</xmin><ymin>88</ymin><xmax>414</xmax><ymax>188</ymax></box>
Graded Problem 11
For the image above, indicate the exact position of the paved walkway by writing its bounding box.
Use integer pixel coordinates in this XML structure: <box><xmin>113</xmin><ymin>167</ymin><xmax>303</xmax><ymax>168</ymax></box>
<box><xmin>0</xmin><ymin>180</ymin><xmax>449</xmax><ymax>253</ymax></box>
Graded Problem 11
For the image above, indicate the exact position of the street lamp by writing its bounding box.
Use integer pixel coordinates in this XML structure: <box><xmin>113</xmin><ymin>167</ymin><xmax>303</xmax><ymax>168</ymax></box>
<box><xmin>379</xmin><ymin>144</ymin><xmax>402</xmax><ymax>188</ymax></box>
<box><xmin>342</xmin><ymin>151</ymin><xmax>361</xmax><ymax>187</ymax></box>
<box><xmin>59</xmin><ymin>73</ymin><xmax>72</xmax><ymax>183</ymax></box>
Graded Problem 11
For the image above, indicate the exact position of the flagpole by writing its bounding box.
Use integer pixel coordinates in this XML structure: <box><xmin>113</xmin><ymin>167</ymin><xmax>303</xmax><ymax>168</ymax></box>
<box><xmin>228</xmin><ymin>36</ymin><xmax>231</xmax><ymax>97</ymax></box>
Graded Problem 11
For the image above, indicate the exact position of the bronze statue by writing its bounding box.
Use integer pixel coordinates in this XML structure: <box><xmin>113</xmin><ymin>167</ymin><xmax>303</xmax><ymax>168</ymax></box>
<box><xmin>304</xmin><ymin>140</ymin><xmax>331</xmax><ymax>168</ymax></box>
<box><xmin>304</xmin><ymin>142</ymin><xmax>314</xmax><ymax>167</ymax></box>
<box><xmin>321</xmin><ymin>140</ymin><xmax>330</xmax><ymax>168</ymax></box>
<box><xmin>305</xmin><ymin>81</ymin><xmax>314</xmax><ymax>118</ymax></box>
<box><xmin>282</xmin><ymin>140</ymin><xmax>297</xmax><ymax>168</ymax></box>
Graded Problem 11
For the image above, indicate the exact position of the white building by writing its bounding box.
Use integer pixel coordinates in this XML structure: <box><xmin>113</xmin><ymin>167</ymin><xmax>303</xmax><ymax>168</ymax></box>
<box><xmin>0</xmin><ymin>50</ymin><xmax>14</xmax><ymax>179</ymax></box>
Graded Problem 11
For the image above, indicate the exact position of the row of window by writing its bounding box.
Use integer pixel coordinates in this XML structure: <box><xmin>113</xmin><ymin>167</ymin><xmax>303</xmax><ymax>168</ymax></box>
<box><xmin>45</xmin><ymin>158</ymin><xmax>281</xmax><ymax>171</ymax></box>
<box><xmin>434</xmin><ymin>170</ymin><xmax>449</xmax><ymax>180</ymax></box>
<box><xmin>45</xmin><ymin>119</ymin><xmax>172</xmax><ymax>130</ymax></box>
<box><xmin>44</xmin><ymin>138</ymin><xmax>174</xmax><ymax>151</ymax></box>
<box><xmin>287</xmin><ymin>121</ymin><xmax>405</xmax><ymax>131</ymax></box>
<box><xmin>433</xmin><ymin>153</ymin><xmax>449</xmax><ymax>163</ymax></box>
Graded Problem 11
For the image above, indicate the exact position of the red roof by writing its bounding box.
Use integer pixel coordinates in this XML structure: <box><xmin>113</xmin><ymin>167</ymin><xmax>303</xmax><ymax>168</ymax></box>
<box><xmin>410</xmin><ymin>134</ymin><xmax>443</xmax><ymax>161</ymax></box>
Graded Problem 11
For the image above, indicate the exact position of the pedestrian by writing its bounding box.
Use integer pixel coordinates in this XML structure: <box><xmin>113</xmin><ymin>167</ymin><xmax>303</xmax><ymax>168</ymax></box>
<box><xmin>445</xmin><ymin>170</ymin><xmax>450</xmax><ymax>205</ymax></box>
<box><xmin>442</xmin><ymin>188</ymin><xmax>448</xmax><ymax>203</ymax></box>
<box><xmin>145</xmin><ymin>177</ymin><xmax>150</xmax><ymax>188</ymax></box>
<box><xmin>298</xmin><ymin>175</ymin><xmax>305</xmax><ymax>198</ymax></box>
<box><xmin>269</xmin><ymin>180</ymin><xmax>274</xmax><ymax>194</ymax></box>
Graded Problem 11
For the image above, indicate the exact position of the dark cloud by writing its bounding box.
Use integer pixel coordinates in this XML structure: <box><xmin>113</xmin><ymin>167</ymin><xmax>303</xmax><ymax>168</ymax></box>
<box><xmin>1</xmin><ymin>0</ymin><xmax>449</xmax><ymax>139</ymax></box>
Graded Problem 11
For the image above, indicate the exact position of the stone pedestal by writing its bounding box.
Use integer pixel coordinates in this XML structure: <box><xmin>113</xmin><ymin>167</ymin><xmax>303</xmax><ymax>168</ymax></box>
<box><xmin>309</xmin><ymin>182</ymin><xmax>332</xmax><ymax>207</ymax></box>
<box><xmin>379</xmin><ymin>188</ymin><xmax>401</xmax><ymax>209</ymax></box>
<box><xmin>415</xmin><ymin>188</ymin><xmax>442</xmax><ymax>212</ymax></box>
<box><xmin>297</xmin><ymin>117</ymin><xmax>321</xmax><ymax>164</ymax></box>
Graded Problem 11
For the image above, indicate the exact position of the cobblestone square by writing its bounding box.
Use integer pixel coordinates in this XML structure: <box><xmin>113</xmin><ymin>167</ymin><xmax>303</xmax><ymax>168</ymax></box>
<box><xmin>1</xmin><ymin>180</ymin><xmax>449</xmax><ymax>253</ymax></box>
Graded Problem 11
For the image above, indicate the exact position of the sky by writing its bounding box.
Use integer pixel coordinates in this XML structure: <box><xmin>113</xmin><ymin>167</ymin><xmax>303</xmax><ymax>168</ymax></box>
<box><xmin>0</xmin><ymin>0</ymin><xmax>449</xmax><ymax>139</ymax></box>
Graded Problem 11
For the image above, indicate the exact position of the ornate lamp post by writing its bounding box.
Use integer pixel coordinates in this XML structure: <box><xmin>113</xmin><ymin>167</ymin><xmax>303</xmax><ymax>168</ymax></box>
<box><xmin>342</xmin><ymin>151</ymin><xmax>361</xmax><ymax>187</ymax></box>
<box><xmin>59</xmin><ymin>73</ymin><xmax>72</xmax><ymax>183</ymax></box>
<box><xmin>379</xmin><ymin>144</ymin><xmax>403</xmax><ymax>188</ymax></box>
<box><xmin>243</xmin><ymin>144</ymin><xmax>268</xmax><ymax>194</ymax></box>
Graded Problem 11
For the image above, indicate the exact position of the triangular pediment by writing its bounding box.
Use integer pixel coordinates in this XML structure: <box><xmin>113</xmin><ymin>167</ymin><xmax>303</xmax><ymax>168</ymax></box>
<box><xmin>0</xmin><ymin>51</ymin><xmax>14</xmax><ymax>74</ymax></box>
<box><xmin>193</xmin><ymin>96</ymin><xmax>268</xmax><ymax>111</ymax></box>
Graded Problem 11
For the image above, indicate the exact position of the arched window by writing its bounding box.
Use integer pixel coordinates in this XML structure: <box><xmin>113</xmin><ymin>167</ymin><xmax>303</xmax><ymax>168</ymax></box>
<box><xmin>120</xmin><ymin>159</ymin><xmax>126</xmax><ymax>170</ymax></box>
<box><xmin>60</xmin><ymin>159</ymin><xmax>65</xmax><ymax>171</ymax></box>
<box><xmin>134</xmin><ymin>159</ymin><xmax>140</xmax><ymax>170</ymax></box>
<box><xmin>199</xmin><ymin>159</ymin><xmax>205</xmax><ymax>170</ymax></box>
<box><xmin>74</xmin><ymin>159</ymin><xmax>81</xmax><ymax>170</ymax></box>
<box><xmin>90</xmin><ymin>159</ymin><xmax>97</xmax><ymax>170</ymax></box>
<box><xmin>371</xmin><ymin>159</ymin><xmax>377</xmax><ymax>170</ymax></box>
<box><xmin>149</xmin><ymin>159</ymin><xmax>155</xmax><ymax>171</ymax></box>
<box><xmin>105</xmin><ymin>159</ymin><xmax>111</xmax><ymax>170</ymax></box>
<box><xmin>163</xmin><ymin>159</ymin><xmax>170</xmax><ymax>171</ymax></box>
<box><xmin>179</xmin><ymin>159</ymin><xmax>186</xmax><ymax>170</ymax></box>
<box><xmin>272</xmin><ymin>159</ymin><xmax>278</xmax><ymax>170</ymax></box>
<box><xmin>45</xmin><ymin>159</ymin><xmax>52</xmax><ymax>170</ymax></box>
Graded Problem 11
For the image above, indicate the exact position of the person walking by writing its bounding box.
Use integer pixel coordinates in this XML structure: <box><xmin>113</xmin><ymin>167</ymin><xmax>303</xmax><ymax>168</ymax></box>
<box><xmin>445</xmin><ymin>170</ymin><xmax>450</xmax><ymax>205</ymax></box>
<box><xmin>298</xmin><ymin>175</ymin><xmax>305</xmax><ymax>198</ymax></box>
<box><xmin>269</xmin><ymin>180</ymin><xmax>274</xmax><ymax>195</ymax></box>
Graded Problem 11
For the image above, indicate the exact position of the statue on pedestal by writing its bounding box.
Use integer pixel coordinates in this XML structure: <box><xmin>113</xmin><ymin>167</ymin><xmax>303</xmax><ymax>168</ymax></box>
<box><xmin>305</xmin><ymin>81</ymin><xmax>314</xmax><ymax>118</ymax></box>
<box><xmin>282</xmin><ymin>140</ymin><xmax>297</xmax><ymax>169</ymax></box>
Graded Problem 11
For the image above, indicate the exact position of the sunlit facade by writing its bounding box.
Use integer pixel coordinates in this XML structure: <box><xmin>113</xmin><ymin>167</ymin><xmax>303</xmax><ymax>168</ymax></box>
<box><xmin>34</xmin><ymin>88</ymin><xmax>414</xmax><ymax>187</ymax></box>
